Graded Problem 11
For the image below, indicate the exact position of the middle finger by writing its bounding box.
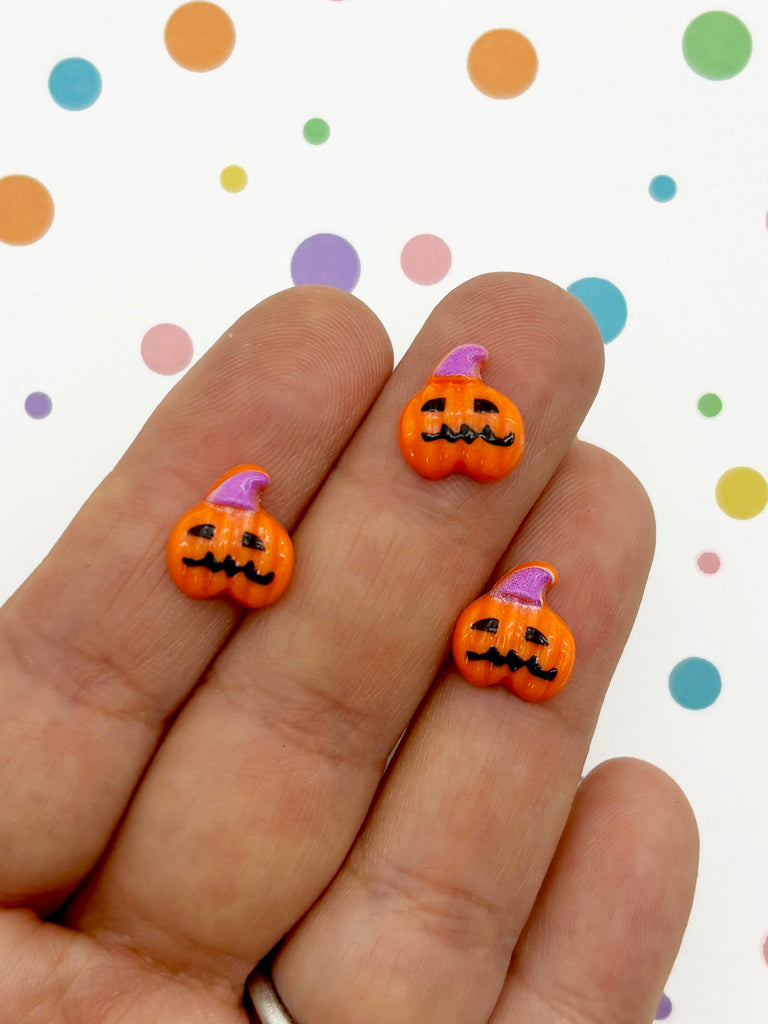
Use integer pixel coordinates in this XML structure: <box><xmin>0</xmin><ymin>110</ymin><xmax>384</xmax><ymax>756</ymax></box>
<box><xmin>72</xmin><ymin>273</ymin><xmax>604</xmax><ymax>984</ymax></box>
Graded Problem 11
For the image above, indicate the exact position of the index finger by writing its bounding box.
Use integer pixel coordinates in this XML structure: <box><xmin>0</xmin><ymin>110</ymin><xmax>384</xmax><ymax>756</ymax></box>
<box><xmin>0</xmin><ymin>285</ymin><xmax>392</xmax><ymax>910</ymax></box>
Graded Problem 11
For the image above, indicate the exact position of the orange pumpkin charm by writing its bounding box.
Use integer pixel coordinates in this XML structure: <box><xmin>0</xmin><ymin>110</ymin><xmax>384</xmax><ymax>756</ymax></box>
<box><xmin>398</xmin><ymin>344</ymin><xmax>524</xmax><ymax>481</ymax></box>
<box><xmin>452</xmin><ymin>562</ymin><xmax>575</xmax><ymax>703</ymax></box>
<box><xmin>167</xmin><ymin>465</ymin><xmax>294</xmax><ymax>609</ymax></box>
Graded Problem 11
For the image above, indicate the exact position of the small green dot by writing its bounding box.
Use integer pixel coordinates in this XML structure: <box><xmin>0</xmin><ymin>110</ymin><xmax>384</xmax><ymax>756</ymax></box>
<box><xmin>683</xmin><ymin>12</ymin><xmax>752</xmax><ymax>80</ymax></box>
<box><xmin>698</xmin><ymin>392</ymin><xmax>722</xmax><ymax>417</ymax></box>
<box><xmin>303</xmin><ymin>118</ymin><xmax>330</xmax><ymax>145</ymax></box>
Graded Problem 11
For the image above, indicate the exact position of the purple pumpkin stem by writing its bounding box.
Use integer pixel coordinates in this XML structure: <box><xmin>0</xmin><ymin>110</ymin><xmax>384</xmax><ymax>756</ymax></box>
<box><xmin>490</xmin><ymin>564</ymin><xmax>556</xmax><ymax>606</ymax></box>
<box><xmin>433</xmin><ymin>344</ymin><xmax>488</xmax><ymax>378</ymax></box>
<box><xmin>207</xmin><ymin>469</ymin><xmax>270</xmax><ymax>510</ymax></box>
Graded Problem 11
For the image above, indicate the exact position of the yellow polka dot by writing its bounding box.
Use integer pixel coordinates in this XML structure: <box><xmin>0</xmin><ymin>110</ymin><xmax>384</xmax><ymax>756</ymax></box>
<box><xmin>716</xmin><ymin>467</ymin><xmax>768</xmax><ymax>519</ymax></box>
<box><xmin>467</xmin><ymin>28</ymin><xmax>538</xmax><ymax>99</ymax></box>
<box><xmin>165</xmin><ymin>2</ymin><xmax>235</xmax><ymax>72</ymax></box>
<box><xmin>220</xmin><ymin>165</ymin><xmax>247</xmax><ymax>192</ymax></box>
<box><xmin>0</xmin><ymin>175</ymin><xmax>54</xmax><ymax>245</ymax></box>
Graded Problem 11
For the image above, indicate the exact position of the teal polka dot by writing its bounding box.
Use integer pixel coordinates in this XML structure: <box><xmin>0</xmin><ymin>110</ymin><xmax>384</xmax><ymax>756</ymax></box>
<box><xmin>650</xmin><ymin>175</ymin><xmax>677</xmax><ymax>202</ymax></box>
<box><xmin>669</xmin><ymin>657</ymin><xmax>721</xmax><ymax>710</ymax></box>
<box><xmin>566</xmin><ymin>277</ymin><xmax>627</xmax><ymax>344</ymax></box>
<box><xmin>49</xmin><ymin>58</ymin><xmax>102</xmax><ymax>111</ymax></box>
<box><xmin>698</xmin><ymin>392</ymin><xmax>722</xmax><ymax>417</ymax></box>
<box><xmin>303</xmin><ymin>118</ymin><xmax>330</xmax><ymax>145</ymax></box>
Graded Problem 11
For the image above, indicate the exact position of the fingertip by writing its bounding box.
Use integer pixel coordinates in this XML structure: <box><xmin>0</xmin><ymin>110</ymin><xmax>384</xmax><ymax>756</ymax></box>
<box><xmin>581</xmin><ymin>756</ymin><xmax>700</xmax><ymax>878</ymax></box>
<box><xmin>429</xmin><ymin>271</ymin><xmax>605</xmax><ymax>399</ymax></box>
<box><xmin>213</xmin><ymin>284</ymin><xmax>394</xmax><ymax>395</ymax></box>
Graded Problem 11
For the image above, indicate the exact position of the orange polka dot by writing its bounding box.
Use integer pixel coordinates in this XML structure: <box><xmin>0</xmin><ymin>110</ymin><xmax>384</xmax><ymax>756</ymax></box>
<box><xmin>467</xmin><ymin>29</ymin><xmax>538</xmax><ymax>99</ymax></box>
<box><xmin>0</xmin><ymin>175</ymin><xmax>54</xmax><ymax>246</ymax></box>
<box><xmin>165</xmin><ymin>2</ymin><xmax>235</xmax><ymax>72</ymax></box>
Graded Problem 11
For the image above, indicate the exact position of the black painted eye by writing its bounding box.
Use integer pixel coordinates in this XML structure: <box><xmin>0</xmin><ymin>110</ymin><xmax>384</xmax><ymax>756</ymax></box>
<box><xmin>525</xmin><ymin>627</ymin><xmax>549</xmax><ymax>646</ymax></box>
<box><xmin>421</xmin><ymin>397</ymin><xmax>446</xmax><ymax>412</ymax></box>
<box><xmin>471</xmin><ymin>617</ymin><xmax>499</xmax><ymax>633</ymax></box>
<box><xmin>241</xmin><ymin>532</ymin><xmax>265</xmax><ymax>550</ymax></box>
<box><xmin>474</xmin><ymin>398</ymin><xmax>499</xmax><ymax>414</ymax></box>
<box><xmin>187</xmin><ymin>523</ymin><xmax>215</xmax><ymax>539</ymax></box>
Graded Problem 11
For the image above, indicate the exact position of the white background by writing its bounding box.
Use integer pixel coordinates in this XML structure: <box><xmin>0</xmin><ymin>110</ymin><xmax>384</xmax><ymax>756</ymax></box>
<box><xmin>1</xmin><ymin>1</ymin><xmax>768</xmax><ymax>1018</ymax></box>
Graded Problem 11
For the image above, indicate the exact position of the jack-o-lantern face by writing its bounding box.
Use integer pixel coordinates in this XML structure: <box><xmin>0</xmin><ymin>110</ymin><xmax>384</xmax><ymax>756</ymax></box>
<box><xmin>167</xmin><ymin>465</ymin><xmax>294</xmax><ymax>609</ymax></box>
<box><xmin>452</xmin><ymin>562</ymin><xmax>575</xmax><ymax>703</ymax></box>
<box><xmin>398</xmin><ymin>344</ymin><xmax>524</xmax><ymax>481</ymax></box>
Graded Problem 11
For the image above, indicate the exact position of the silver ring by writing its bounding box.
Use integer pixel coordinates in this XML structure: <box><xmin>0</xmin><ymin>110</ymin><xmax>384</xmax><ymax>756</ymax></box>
<box><xmin>246</xmin><ymin>963</ymin><xmax>297</xmax><ymax>1024</ymax></box>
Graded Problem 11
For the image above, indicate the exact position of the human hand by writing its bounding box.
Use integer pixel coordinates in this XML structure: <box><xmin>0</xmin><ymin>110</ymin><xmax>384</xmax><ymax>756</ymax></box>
<box><xmin>0</xmin><ymin>274</ymin><xmax>697</xmax><ymax>1023</ymax></box>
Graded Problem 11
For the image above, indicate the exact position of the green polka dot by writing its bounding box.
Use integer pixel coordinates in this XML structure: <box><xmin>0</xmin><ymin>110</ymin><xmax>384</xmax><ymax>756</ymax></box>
<box><xmin>303</xmin><ymin>118</ymin><xmax>330</xmax><ymax>145</ymax></box>
<box><xmin>716</xmin><ymin>467</ymin><xmax>767</xmax><ymax>519</ymax></box>
<box><xmin>698</xmin><ymin>392</ymin><xmax>722</xmax><ymax>417</ymax></box>
<box><xmin>683</xmin><ymin>12</ymin><xmax>752</xmax><ymax>80</ymax></box>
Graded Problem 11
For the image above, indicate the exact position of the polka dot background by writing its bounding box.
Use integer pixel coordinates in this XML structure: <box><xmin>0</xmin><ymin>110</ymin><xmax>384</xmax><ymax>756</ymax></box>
<box><xmin>0</xmin><ymin>175</ymin><xmax>54</xmax><ymax>245</ymax></box>
<box><xmin>164</xmin><ymin>1</ymin><xmax>236</xmax><ymax>71</ymax></box>
<box><xmin>48</xmin><ymin>57</ymin><xmax>102</xmax><ymax>111</ymax></box>
<box><xmin>401</xmin><ymin>234</ymin><xmax>452</xmax><ymax>285</ymax></box>
<box><xmin>2</xmin><ymin>3</ymin><xmax>767</xmax><ymax>1019</ymax></box>
<box><xmin>140</xmin><ymin>323</ymin><xmax>194</xmax><ymax>375</ymax></box>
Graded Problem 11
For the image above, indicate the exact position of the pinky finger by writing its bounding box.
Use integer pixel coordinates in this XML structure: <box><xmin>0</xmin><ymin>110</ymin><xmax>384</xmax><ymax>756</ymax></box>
<box><xmin>493</xmin><ymin>757</ymin><xmax>698</xmax><ymax>1024</ymax></box>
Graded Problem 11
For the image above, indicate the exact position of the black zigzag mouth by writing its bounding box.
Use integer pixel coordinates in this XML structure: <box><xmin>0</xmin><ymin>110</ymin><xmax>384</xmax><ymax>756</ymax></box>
<box><xmin>182</xmin><ymin>551</ymin><xmax>275</xmax><ymax>585</ymax></box>
<box><xmin>421</xmin><ymin>424</ymin><xmax>514</xmax><ymax>447</ymax></box>
<box><xmin>465</xmin><ymin>645</ymin><xmax>557</xmax><ymax>681</ymax></box>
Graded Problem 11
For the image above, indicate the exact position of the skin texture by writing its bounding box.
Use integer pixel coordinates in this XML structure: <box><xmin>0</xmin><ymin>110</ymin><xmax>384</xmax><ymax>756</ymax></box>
<box><xmin>0</xmin><ymin>276</ymin><xmax>698</xmax><ymax>1023</ymax></box>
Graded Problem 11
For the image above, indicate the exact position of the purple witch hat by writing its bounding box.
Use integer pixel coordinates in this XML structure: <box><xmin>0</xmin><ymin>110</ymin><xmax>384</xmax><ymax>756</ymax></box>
<box><xmin>432</xmin><ymin>344</ymin><xmax>488</xmax><ymax>378</ymax></box>
<box><xmin>489</xmin><ymin>563</ymin><xmax>557</xmax><ymax>606</ymax></box>
<box><xmin>206</xmin><ymin>468</ymin><xmax>270</xmax><ymax>510</ymax></box>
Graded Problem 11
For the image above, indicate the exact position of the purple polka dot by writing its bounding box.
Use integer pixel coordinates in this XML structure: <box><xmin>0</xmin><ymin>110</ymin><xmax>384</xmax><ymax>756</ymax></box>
<box><xmin>290</xmin><ymin>233</ymin><xmax>360</xmax><ymax>292</ymax></box>
<box><xmin>655</xmin><ymin>993</ymin><xmax>672</xmax><ymax>1019</ymax></box>
<box><xmin>25</xmin><ymin>391</ymin><xmax>52</xmax><ymax>418</ymax></box>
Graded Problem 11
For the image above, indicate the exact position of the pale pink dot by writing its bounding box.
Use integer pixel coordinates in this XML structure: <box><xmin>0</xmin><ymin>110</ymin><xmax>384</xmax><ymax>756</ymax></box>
<box><xmin>141</xmin><ymin>323</ymin><xmax>193</xmax><ymax>375</ymax></box>
<box><xmin>400</xmin><ymin>234</ymin><xmax>452</xmax><ymax>285</ymax></box>
<box><xmin>697</xmin><ymin>551</ymin><xmax>721</xmax><ymax>574</ymax></box>
<box><xmin>762</xmin><ymin>933</ymin><xmax>768</xmax><ymax>966</ymax></box>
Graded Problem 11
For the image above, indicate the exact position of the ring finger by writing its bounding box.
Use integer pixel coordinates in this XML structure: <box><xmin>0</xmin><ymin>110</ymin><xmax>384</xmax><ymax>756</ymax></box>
<box><xmin>270</xmin><ymin>442</ymin><xmax>663</xmax><ymax>1024</ymax></box>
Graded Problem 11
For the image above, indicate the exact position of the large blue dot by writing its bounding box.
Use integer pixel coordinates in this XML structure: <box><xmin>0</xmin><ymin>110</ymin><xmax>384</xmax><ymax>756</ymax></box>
<box><xmin>566</xmin><ymin>277</ymin><xmax>627</xmax><ymax>344</ymax></box>
<box><xmin>650</xmin><ymin>175</ymin><xmax>677</xmax><ymax>202</ymax></box>
<box><xmin>669</xmin><ymin>657</ymin><xmax>721</xmax><ymax>710</ymax></box>
<box><xmin>49</xmin><ymin>58</ymin><xmax>102</xmax><ymax>111</ymax></box>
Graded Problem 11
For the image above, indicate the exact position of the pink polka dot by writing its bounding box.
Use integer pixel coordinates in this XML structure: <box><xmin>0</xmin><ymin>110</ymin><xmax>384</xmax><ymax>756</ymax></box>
<box><xmin>400</xmin><ymin>234</ymin><xmax>452</xmax><ymax>285</ymax></box>
<box><xmin>762</xmin><ymin>933</ymin><xmax>768</xmax><ymax>966</ymax></box>
<box><xmin>697</xmin><ymin>551</ymin><xmax>721</xmax><ymax>574</ymax></box>
<box><xmin>141</xmin><ymin>323</ymin><xmax>193</xmax><ymax>375</ymax></box>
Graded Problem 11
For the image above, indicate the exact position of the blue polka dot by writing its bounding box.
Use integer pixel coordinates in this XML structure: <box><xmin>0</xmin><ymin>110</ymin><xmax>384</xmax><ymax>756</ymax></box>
<box><xmin>669</xmin><ymin>657</ymin><xmax>721</xmax><ymax>710</ymax></box>
<box><xmin>650</xmin><ymin>175</ymin><xmax>677</xmax><ymax>202</ymax></box>
<box><xmin>566</xmin><ymin>277</ymin><xmax>627</xmax><ymax>344</ymax></box>
<box><xmin>49</xmin><ymin>58</ymin><xmax>102</xmax><ymax>111</ymax></box>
